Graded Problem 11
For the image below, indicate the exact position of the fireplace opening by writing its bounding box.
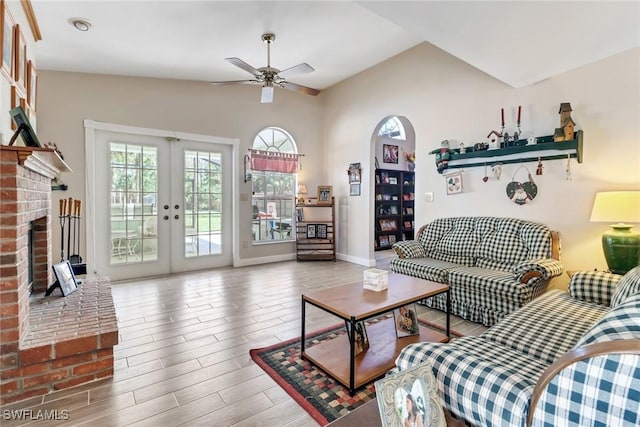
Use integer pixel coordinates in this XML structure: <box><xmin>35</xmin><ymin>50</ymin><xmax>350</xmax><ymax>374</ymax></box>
<box><xmin>28</xmin><ymin>222</ymin><xmax>34</xmax><ymax>295</ymax></box>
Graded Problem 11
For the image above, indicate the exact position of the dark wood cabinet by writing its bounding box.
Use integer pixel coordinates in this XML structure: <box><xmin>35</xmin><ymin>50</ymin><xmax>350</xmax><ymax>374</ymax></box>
<box><xmin>374</xmin><ymin>169</ymin><xmax>414</xmax><ymax>251</ymax></box>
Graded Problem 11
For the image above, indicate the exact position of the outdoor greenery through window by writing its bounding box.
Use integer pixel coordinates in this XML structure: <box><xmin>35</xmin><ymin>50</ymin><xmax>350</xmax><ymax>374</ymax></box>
<box><xmin>109</xmin><ymin>143</ymin><xmax>158</xmax><ymax>264</ymax></box>
<box><xmin>251</xmin><ymin>127</ymin><xmax>297</xmax><ymax>243</ymax></box>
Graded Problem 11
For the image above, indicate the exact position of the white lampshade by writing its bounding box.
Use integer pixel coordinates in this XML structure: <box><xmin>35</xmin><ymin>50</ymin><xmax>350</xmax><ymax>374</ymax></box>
<box><xmin>297</xmin><ymin>184</ymin><xmax>308</xmax><ymax>195</ymax></box>
<box><xmin>590</xmin><ymin>191</ymin><xmax>640</xmax><ymax>224</ymax></box>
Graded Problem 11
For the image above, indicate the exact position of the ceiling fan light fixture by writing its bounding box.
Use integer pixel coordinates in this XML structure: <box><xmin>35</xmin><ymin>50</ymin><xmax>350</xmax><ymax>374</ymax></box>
<box><xmin>69</xmin><ymin>18</ymin><xmax>91</xmax><ymax>32</ymax></box>
<box><xmin>261</xmin><ymin>85</ymin><xmax>274</xmax><ymax>103</ymax></box>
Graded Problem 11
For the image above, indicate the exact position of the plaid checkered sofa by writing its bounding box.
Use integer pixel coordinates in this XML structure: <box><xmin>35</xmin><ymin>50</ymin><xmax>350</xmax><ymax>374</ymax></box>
<box><xmin>395</xmin><ymin>266</ymin><xmax>640</xmax><ymax>427</ymax></box>
<box><xmin>390</xmin><ymin>217</ymin><xmax>563</xmax><ymax>326</ymax></box>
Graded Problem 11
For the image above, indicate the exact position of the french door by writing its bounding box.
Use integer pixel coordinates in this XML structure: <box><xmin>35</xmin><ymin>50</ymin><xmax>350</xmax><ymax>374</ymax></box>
<box><xmin>86</xmin><ymin>122</ymin><xmax>235</xmax><ymax>281</ymax></box>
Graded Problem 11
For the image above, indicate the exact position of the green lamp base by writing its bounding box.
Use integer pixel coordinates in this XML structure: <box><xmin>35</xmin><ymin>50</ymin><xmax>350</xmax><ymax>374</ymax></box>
<box><xmin>602</xmin><ymin>224</ymin><xmax>640</xmax><ymax>275</ymax></box>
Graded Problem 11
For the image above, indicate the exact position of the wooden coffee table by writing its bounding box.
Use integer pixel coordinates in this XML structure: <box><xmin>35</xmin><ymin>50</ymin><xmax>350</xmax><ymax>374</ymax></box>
<box><xmin>301</xmin><ymin>273</ymin><xmax>449</xmax><ymax>395</ymax></box>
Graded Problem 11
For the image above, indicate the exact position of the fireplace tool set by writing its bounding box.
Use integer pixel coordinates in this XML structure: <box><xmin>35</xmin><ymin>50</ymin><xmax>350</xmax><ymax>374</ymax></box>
<box><xmin>45</xmin><ymin>197</ymin><xmax>87</xmax><ymax>296</ymax></box>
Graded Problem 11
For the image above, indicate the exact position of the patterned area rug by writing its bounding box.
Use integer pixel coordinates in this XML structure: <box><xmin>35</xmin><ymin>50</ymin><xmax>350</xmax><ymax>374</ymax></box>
<box><xmin>250</xmin><ymin>317</ymin><xmax>461</xmax><ymax>425</ymax></box>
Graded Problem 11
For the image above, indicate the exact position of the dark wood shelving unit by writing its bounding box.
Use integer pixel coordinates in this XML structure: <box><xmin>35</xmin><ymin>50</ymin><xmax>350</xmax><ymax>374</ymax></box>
<box><xmin>295</xmin><ymin>197</ymin><xmax>336</xmax><ymax>261</ymax></box>
<box><xmin>442</xmin><ymin>130</ymin><xmax>583</xmax><ymax>169</ymax></box>
<box><xmin>374</xmin><ymin>169</ymin><xmax>414</xmax><ymax>251</ymax></box>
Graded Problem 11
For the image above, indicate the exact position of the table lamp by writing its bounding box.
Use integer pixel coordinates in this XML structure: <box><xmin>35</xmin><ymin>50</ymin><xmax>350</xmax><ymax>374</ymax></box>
<box><xmin>297</xmin><ymin>184</ymin><xmax>308</xmax><ymax>205</ymax></box>
<box><xmin>590</xmin><ymin>191</ymin><xmax>640</xmax><ymax>274</ymax></box>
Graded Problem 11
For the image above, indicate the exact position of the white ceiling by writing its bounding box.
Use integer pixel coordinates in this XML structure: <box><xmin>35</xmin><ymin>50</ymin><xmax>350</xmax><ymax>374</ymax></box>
<box><xmin>32</xmin><ymin>1</ymin><xmax>640</xmax><ymax>93</ymax></box>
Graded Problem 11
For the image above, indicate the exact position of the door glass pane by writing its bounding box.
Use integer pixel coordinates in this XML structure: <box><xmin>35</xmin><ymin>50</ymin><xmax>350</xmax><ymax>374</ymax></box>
<box><xmin>184</xmin><ymin>150</ymin><xmax>222</xmax><ymax>257</ymax></box>
<box><xmin>109</xmin><ymin>143</ymin><xmax>158</xmax><ymax>264</ymax></box>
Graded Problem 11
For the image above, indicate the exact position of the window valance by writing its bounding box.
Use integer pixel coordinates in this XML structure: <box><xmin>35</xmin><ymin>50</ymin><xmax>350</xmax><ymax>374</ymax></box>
<box><xmin>250</xmin><ymin>149</ymin><xmax>301</xmax><ymax>173</ymax></box>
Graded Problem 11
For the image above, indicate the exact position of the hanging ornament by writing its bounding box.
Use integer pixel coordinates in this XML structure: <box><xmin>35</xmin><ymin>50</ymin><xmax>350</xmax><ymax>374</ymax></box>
<box><xmin>506</xmin><ymin>163</ymin><xmax>538</xmax><ymax>205</ymax></box>
<box><xmin>536</xmin><ymin>157</ymin><xmax>543</xmax><ymax>175</ymax></box>
<box><xmin>483</xmin><ymin>163</ymin><xmax>488</xmax><ymax>182</ymax></box>
<box><xmin>566</xmin><ymin>154</ymin><xmax>572</xmax><ymax>181</ymax></box>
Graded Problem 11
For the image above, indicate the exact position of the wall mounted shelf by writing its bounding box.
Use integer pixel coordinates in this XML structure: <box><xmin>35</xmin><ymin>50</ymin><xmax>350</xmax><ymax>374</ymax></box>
<box><xmin>440</xmin><ymin>130</ymin><xmax>583</xmax><ymax>169</ymax></box>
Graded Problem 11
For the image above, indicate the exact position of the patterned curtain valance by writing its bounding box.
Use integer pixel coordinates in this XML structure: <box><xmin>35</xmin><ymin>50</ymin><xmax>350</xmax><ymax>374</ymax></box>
<box><xmin>250</xmin><ymin>149</ymin><xmax>301</xmax><ymax>173</ymax></box>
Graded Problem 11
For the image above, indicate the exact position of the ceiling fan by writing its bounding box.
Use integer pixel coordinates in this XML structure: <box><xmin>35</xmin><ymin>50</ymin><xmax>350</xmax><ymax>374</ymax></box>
<box><xmin>212</xmin><ymin>33</ymin><xmax>321</xmax><ymax>103</ymax></box>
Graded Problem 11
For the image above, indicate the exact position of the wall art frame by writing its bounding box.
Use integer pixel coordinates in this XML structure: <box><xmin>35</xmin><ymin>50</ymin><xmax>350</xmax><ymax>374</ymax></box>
<box><xmin>383</xmin><ymin>144</ymin><xmax>399</xmax><ymax>164</ymax></box>
<box><xmin>445</xmin><ymin>172</ymin><xmax>463</xmax><ymax>195</ymax></box>
<box><xmin>1</xmin><ymin>0</ymin><xmax>14</xmax><ymax>81</ymax></box>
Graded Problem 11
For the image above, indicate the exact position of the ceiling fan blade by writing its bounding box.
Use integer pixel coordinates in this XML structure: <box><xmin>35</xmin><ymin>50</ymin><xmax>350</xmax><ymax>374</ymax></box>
<box><xmin>277</xmin><ymin>63</ymin><xmax>315</xmax><ymax>79</ymax></box>
<box><xmin>210</xmin><ymin>80</ymin><xmax>260</xmax><ymax>86</ymax></box>
<box><xmin>280</xmin><ymin>81</ymin><xmax>321</xmax><ymax>96</ymax></box>
<box><xmin>225</xmin><ymin>57</ymin><xmax>262</xmax><ymax>76</ymax></box>
<box><xmin>261</xmin><ymin>86</ymin><xmax>274</xmax><ymax>103</ymax></box>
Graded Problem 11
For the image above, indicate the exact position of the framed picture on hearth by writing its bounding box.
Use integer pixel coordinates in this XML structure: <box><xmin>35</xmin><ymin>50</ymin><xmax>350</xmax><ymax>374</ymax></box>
<box><xmin>52</xmin><ymin>260</ymin><xmax>78</xmax><ymax>296</ymax></box>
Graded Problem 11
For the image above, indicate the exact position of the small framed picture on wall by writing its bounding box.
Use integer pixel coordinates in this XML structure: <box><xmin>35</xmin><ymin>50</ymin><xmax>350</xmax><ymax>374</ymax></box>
<box><xmin>383</xmin><ymin>144</ymin><xmax>399</xmax><ymax>164</ymax></box>
<box><xmin>13</xmin><ymin>23</ymin><xmax>26</xmax><ymax>90</ymax></box>
<box><xmin>446</xmin><ymin>172</ymin><xmax>463</xmax><ymax>195</ymax></box>
<box><xmin>1</xmin><ymin>1</ymin><xmax>15</xmax><ymax>81</ymax></box>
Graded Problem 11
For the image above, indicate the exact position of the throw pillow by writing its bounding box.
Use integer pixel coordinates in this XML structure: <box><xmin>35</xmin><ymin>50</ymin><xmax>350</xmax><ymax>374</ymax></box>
<box><xmin>610</xmin><ymin>266</ymin><xmax>640</xmax><ymax>308</ymax></box>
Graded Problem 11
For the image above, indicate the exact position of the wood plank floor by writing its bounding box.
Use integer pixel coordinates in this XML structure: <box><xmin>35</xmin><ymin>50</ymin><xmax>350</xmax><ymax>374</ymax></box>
<box><xmin>4</xmin><ymin>253</ymin><xmax>487</xmax><ymax>426</ymax></box>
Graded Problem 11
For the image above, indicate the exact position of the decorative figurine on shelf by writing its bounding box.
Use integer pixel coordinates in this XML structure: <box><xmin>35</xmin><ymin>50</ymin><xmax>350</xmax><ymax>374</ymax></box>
<box><xmin>554</xmin><ymin>102</ymin><xmax>576</xmax><ymax>142</ymax></box>
<box><xmin>527</xmin><ymin>132</ymin><xmax>537</xmax><ymax>146</ymax></box>
<box><xmin>459</xmin><ymin>143</ymin><xmax>466</xmax><ymax>154</ymax></box>
<box><xmin>536</xmin><ymin>158</ymin><xmax>544</xmax><ymax>175</ymax></box>
<box><xmin>430</xmin><ymin>140</ymin><xmax>453</xmax><ymax>174</ymax></box>
<box><xmin>487</xmin><ymin>130</ymin><xmax>502</xmax><ymax>150</ymax></box>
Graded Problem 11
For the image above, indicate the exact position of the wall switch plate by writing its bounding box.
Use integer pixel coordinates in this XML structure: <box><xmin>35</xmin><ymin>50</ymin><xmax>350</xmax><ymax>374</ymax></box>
<box><xmin>425</xmin><ymin>192</ymin><xmax>434</xmax><ymax>202</ymax></box>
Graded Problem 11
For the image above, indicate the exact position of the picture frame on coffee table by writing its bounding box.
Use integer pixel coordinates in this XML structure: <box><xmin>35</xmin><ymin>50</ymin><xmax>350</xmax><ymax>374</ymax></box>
<box><xmin>393</xmin><ymin>303</ymin><xmax>419</xmax><ymax>337</ymax></box>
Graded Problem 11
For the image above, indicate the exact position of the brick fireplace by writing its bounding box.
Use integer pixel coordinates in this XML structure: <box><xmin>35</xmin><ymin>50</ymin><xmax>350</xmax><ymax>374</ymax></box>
<box><xmin>0</xmin><ymin>146</ymin><xmax>118</xmax><ymax>404</ymax></box>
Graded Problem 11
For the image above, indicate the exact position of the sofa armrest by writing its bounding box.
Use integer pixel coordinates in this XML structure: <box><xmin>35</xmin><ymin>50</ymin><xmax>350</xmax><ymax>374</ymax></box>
<box><xmin>511</xmin><ymin>258</ymin><xmax>564</xmax><ymax>284</ymax></box>
<box><xmin>568</xmin><ymin>270</ymin><xmax>622</xmax><ymax>306</ymax></box>
<box><xmin>392</xmin><ymin>240</ymin><xmax>426</xmax><ymax>259</ymax></box>
<box><xmin>528</xmin><ymin>340</ymin><xmax>640</xmax><ymax>427</ymax></box>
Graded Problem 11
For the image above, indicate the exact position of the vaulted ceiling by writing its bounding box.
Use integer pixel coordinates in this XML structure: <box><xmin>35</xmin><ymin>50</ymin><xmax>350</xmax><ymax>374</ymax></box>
<box><xmin>32</xmin><ymin>1</ymin><xmax>640</xmax><ymax>92</ymax></box>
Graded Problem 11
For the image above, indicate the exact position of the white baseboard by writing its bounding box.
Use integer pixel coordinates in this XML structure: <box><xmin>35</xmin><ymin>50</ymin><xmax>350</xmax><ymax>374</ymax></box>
<box><xmin>336</xmin><ymin>252</ymin><xmax>376</xmax><ymax>267</ymax></box>
<box><xmin>234</xmin><ymin>253</ymin><xmax>296</xmax><ymax>267</ymax></box>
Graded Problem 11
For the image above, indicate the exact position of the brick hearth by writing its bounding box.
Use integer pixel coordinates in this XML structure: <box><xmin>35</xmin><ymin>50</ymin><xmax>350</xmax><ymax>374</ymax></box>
<box><xmin>0</xmin><ymin>146</ymin><xmax>118</xmax><ymax>404</ymax></box>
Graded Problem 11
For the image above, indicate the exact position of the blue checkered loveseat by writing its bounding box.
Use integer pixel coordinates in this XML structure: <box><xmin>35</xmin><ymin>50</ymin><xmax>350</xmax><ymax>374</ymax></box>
<box><xmin>390</xmin><ymin>217</ymin><xmax>563</xmax><ymax>326</ymax></box>
<box><xmin>395</xmin><ymin>267</ymin><xmax>640</xmax><ymax>427</ymax></box>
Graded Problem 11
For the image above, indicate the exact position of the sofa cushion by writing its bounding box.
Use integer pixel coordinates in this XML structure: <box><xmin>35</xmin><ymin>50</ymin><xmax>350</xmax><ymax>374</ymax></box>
<box><xmin>576</xmin><ymin>292</ymin><xmax>640</xmax><ymax>347</ymax></box>
<box><xmin>481</xmin><ymin>290</ymin><xmax>608</xmax><ymax>364</ymax></box>
<box><xmin>447</xmin><ymin>266</ymin><xmax>535</xmax><ymax>311</ymax></box>
<box><xmin>610</xmin><ymin>265</ymin><xmax>640</xmax><ymax>308</ymax></box>
<box><xmin>474</xmin><ymin>218</ymin><xmax>552</xmax><ymax>270</ymax></box>
<box><xmin>389</xmin><ymin>257</ymin><xmax>460</xmax><ymax>283</ymax></box>
<box><xmin>569</xmin><ymin>270</ymin><xmax>622</xmax><ymax>306</ymax></box>
<box><xmin>418</xmin><ymin>217</ymin><xmax>455</xmax><ymax>253</ymax></box>
<box><xmin>396</xmin><ymin>337</ymin><xmax>548</xmax><ymax>427</ymax></box>
<box><xmin>429</xmin><ymin>217</ymin><xmax>478</xmax><ymax>264</ymax></box>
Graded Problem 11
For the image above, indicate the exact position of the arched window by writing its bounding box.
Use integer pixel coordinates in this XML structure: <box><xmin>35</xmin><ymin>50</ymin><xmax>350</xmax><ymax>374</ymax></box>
<box><xmin>378</xmin><ymin>117</ymin><xmax>406</xmax><ymax>140</ymax></box>
<box><xmin>251</xmin><ymin>127</ymin><xmax>298</xmax><ymax>243</ymax></box>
